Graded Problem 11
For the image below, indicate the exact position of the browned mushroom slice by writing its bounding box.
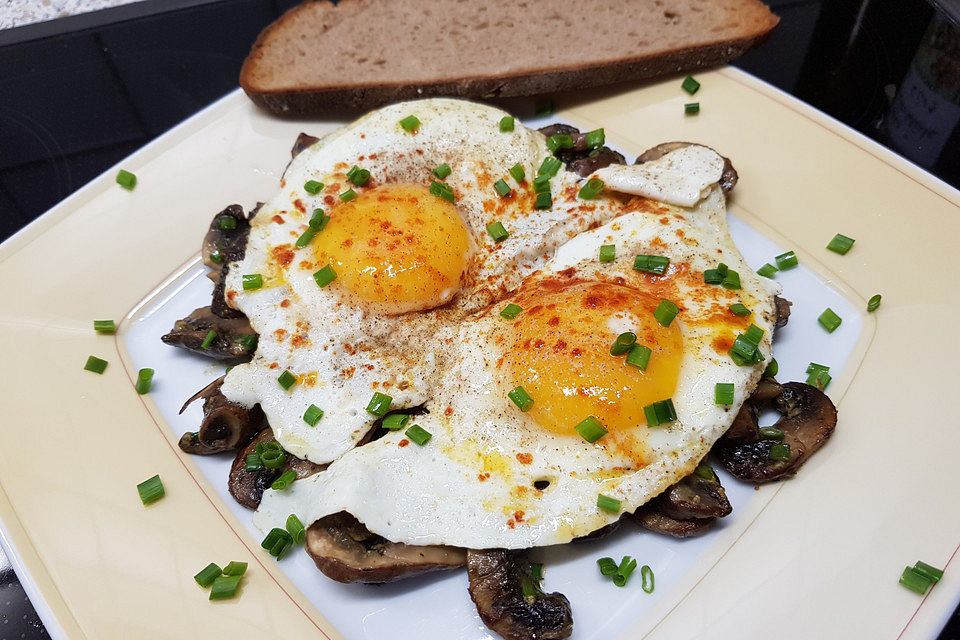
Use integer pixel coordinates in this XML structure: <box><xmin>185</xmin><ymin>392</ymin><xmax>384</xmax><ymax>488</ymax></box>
<box><xmin>305</xmin><ymin>512</ymin><xmax>466</xmax><ymax>584</ymax></box>
<box><xmin>202</xmin><ymin>204</ymin><xmax>250</xmax><ymax>270</ymax></box>
<box><xmin>724</xmin><ymin>377</ymin><xmax>783</xmax><ymax>440</ymax></box>
<box><xmin>652</xmin><ymin>466</ymin><xmax>731</xmax><ymax>520</ymax></box>
<box><xmin>177</xmin><ymin>376</ymin><xmax>266</xmax><ymax>455</ymax></box>
<box><xmin>292</xmin><ymin>132</ymin><xmax>320</xmax><ymax>158</ymax></box>
<box><xmin>635</xmin><ymin>142</ymin><xmax>739</xmax><ymax>194</ymax></box>
<box><xmin>571</xmin><ymin>518</ymin><xmax>622</xmax><ymax>544</ymax></box>
<box><xmin>228</xmin><ymin>428</ymin><xmax>325</xmax><ymax>509</ymax></box>
<box><xmin>774</xmin><ymin>295</ymin><xmax>792</xmax><ymax>328</ymax></box>
<box><xmin>715</xmin><ymin>381</ymin><xmax>837</xmax><ymax>482</ymax></box>
<box><xmin>537</xmin><ymin>123</ymin><xmax>626</xmax><ymax>177</ymax></box>
<box><xmin>161</xmin><ymin>306</ymin><xmax>257</xmax><ymax>362</ymax></box>
<box><xmin>631</xmin><ymin>506</ymin><xmax>715</xmax><ymax>538</ymax></box>
<box><xmin>467</xmin><ymin>549</ymin><xmax>573</xmax><ymax>640</ymax></box>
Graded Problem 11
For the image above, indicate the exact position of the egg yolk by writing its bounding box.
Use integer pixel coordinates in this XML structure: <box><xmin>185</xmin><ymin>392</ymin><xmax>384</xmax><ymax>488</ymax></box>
<box><xmin>505</xmin><ymin>282</ymin><xmax>683</xmax><ymax>436</ymax></box>
<box><xmin>312</xmin><ymin>184</ymin><xmax>470</xmax><ymax>314</ymax></box>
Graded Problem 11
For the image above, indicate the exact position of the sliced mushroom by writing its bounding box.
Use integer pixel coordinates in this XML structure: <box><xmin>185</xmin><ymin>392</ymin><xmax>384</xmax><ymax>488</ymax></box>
<box><xmin>466</xmin><ymin>549</ymin><xmax>573</xmax><ymax>640</ymax></box>
<box><xmin>537</xmin><ymin>123</ymin><xmax>626</xmax><ymax>177</ymax></box>
<box><xmin>652</xmin><ymin>467</ymin><xmax>732</xmax><ymax>520</ymax></box>
<box><xmin>305</xmin><ymin>512</ymin><xmax>466</xmax><ymax>583</ymax></box>
<box><xmin>292</xmin><ymin>132</ymin><xmax>320</xmax><ymax>158</ymax></box>
<box><xmin>724</xmin><ymin>378</ymin><xmax>783</xmax><ymax>440</ymax></box>
<box><xmin>228</xmin><ymin>428</ymin><xmax>326</xmax><ymax>509</ymax></box>
<box><xmin>774</xmin><ymin>295</ymin><xmax>792</xmax><ymax>328</ymax></box>
<box><xmin>571</xmin><ymin>519</ymin><xmax>623</xmax><ymax>544</ymax></box>
<box><xmin>631</xmin><ymin>507</ymin><xmax>715</xmax><ymax>538</ymax></box>
<box><xmin>636</xmin><ymin>141</ymin><xmax>739</xmax><ymax>194</ymax></box>
<box><xmin>177</xmin><ymin>376</ymin><xmax>266</xmax><ymax>455</ymax></box>
<box><xmin>715</xmin><ymin>381</ymin><xmax>837</xmax><ymax>482</ymax></box>
<box><xmin>160</xmin><ymin>306</ymin><xmax>257</xmax><ymax>362</ymax></box>
<box><xmin>202</xmin><ymin>204</ymin><xmax>250</xmax><ymax>270</ymax></box>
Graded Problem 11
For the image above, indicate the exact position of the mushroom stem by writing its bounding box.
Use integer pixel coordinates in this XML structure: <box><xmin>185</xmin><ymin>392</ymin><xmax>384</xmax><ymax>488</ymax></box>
<box><xmin>178</xmin><ymin>376</ymin><xmax>266</xmax><ymax>455</ymax></box>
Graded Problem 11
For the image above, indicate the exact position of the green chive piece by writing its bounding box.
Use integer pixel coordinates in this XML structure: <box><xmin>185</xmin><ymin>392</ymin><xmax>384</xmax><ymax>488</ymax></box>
<box><xmin>521</xmin><ymin>576</ymin><xmax>541</xmax><ymax>599</ymax></box>
<box><xmin>220</xmin><ymin>561</ymin><xmax>247</xmax><ymax>577</ymax></box>
<box><xmin>500</xmin><ymin>303</ymin><xmax>523</xmax><ymax>319</ymax></box>
<box><xmin>827</xmin><ymin>233</ymin><xmax>855</xmax><ymax>255</ymax></box>
<box><xmin>900</xmin><ymin>567</ymin><xmax>934</xmax><ymax>595</ymax></box>
<box><xmin>769</xmin><ymin>442</ymin><xmax>791</xmax><ymax>460</ymax></box>
<box><xmin>209</xmin><ymin>574</ymin><xmax>242</xmax><ymax>600</ymax></box>
<box><xmin>219</xmin><ymin>216</ymin><xmax>237</xmax><ymax>231</ymax></box>
<box><xmin>597</xmin><ymin>557</ymin><xmax>618</xmax><ymax>576</ymax></box>
<box><xmin>508</xmin><ymin>386</ymin><xmax>535</xmax><ymax>412</ymax></box>
<box><xmin>535</xmin><ymin>191</ymin><xmax>552</xmax><ymax>210</ymax></box>
<box><xmin>729</xmin><ymin>303</ymin><xmax>751</xmax><ymax>317</ymax></box>
<box><xmin>756</xmin><ymin>263</ymin><xmax>779</xmax><ymax>278</ymax></box>
<box><xmin>684</xmin><ymin>102</ymin><xmax>700</xmax><ymax>115</ymax></box>
<box><xmin>640</xmin><ymin>565</ymin><xmax>655</xmax><ymax>593</ymax></box>
<box><xmin>509</xmin><ymin>163</ymin><xmax>525</xmax><ymax>183</ymax></box>
<box><xmin>610</xmin><ymin>331</ymin><xmax>637</xmax><ymax>356</ymax></box>
<box><xmin>258</xmin><ymin>442</ymin><xmax>285</xmax><ymax>469</ymax></box>
<box><xmin>313</xmin><ymin>264</ymin><xmax>337</xmax><ymax>287</ymax></box>
<box><xmin>646</xmin><ymin>399</ymin><xmax>677</xmax><ymax>426</ymax></box>
<box><xmin>405</xmin><ymin>424</ymin><xmax>432</xmax><ymax>446</ymax></box>
<box><xmin>744</xmin><ymin>324</ymin><xmax>764</xmax><ymax>345</ymax></box>
<box><xmin>578</xmin><ymin>177</ymin><xmax>605</xmax><ymax>200</ymax></box>
<box><xmin>613</xmin><ymin>556</ymin><xmax>638</xmax><ymax>587</ymax></box>
<box><xmin>84</xmin><ymin>355</ymin><xmax>108</xmax><ymax>374</ymax></box>
<box><xmin>286</xmin><ymin>514</ymin><xmax>306</xmax><ymax>545</ymax></box>
<box><xmin>585</xmin><ymin>128</ymin><xmax>605</xmax><ymax>149</ymax></box>
<box><xmin>599</xmin><ymin>244</ymin><xmax>615</xmax><ymax>262</ymax></box>
<box><xmin>533</xmin><ymin>175</ymin><xmax>551</xmax><ymax>193</ymax></box>
<box><xmin>209</xmin><ymin>249</ymin><xmax>223</xmax><ymax>264</ymax></box>
<box><xmin>703</xmin><ymin>269</ymin><xmax>723</xmax><ymax>284</ymax></box>
<box><xmin>597</xmin><ymin>494</ymin><xmax>621</xmax><ymax>513</ymax></box>
<box><xmin>399</xmin><ymin>115</ymin><xmax>420</xmax><ymax>132</ymax></box>
<box><xmin>538</xmin><ymin>156</ymin><xmax>562</xmax><ymax>178</ymax></box>
<box><xmin>626</xmin><ymin>344</ymin><xmax>652</xmax><ymax>371</ymax></box>
<box><xmin>277</xmin><ymin>370</ymin><xmax>297</xmax><ymax>390</ymax></box>
<box><xmin>681</xmin><ymin>76</ymin><xmax>700</xmax><ymax>95</ymax></box>
<box><xmin>245</xmin><ymin>453</ymin><xmax>262</xmax><ymax>472</ymax></box>
<box><xmin>383</xmin><ymin>413</ymin><xmax>410</xmax><ymax>430</ymax></box>
<box><xmin>499</xmin><ymin>116</ymin><xmax>515</xmax><ymax>132</ymax></box>
<box><xmin>867</xmin><ymin>294</ymin><xmax>882</xmax><ymax>312</ymax></box>
<box><xmin>303</xmin><ymin>404</ymin><xmax>324</xmax><ymax>426</ymax></box>
<box><xmin>261</xmin><ymin>527</ymin><xmax>294</xmax><ymax>559</ymax></box>
<box><xmin>93</xmin><ymin>319</ymin><xmax>116</xmax><ymax>333</ymax></box>
<box><xmin>137</xmin><ymin>474</ymin><xmax>164</xmax><ymax>505</ymax></box>
<box><xmin>200</xmin><ymin>329</ymin><xmax>217</xmax><ymax>350</ymax></box>
<box><xmin>715</xmin><ymin>382</ymin><xmax>735</xmax><ymax>405</ymax></box>
<box><xmin>763</xmin><ymin>357</ymin><xmax>778</xmax><ymax>377</ymax></box>
<box><xmin>806</xmin><ymin>362</ymin><xmax>832</xmax><ymax>390</ymax></box>
<box><xmin>634</xmin><ymin>254</ymin><xmax>670</xmax><ymax>275</ymax></box>
<box><xmin>339</xmin><ymin>189</ymin><xmax>357</xmax><ymax>202</ymax></box>
<box><xmin>346</xmin><ymin>165</ymin><xmax>371</xmax><ymax>186</ymax></box>
<box><xmin>487</xmin><ymin>221</ymin><xmax>509</xmax><ymax>242</ymax></box>
<box><xmin>547</xmin><ymin>134</ymin><xmax>575</xmax><ymax>153</ymax></box>
<box><xmin>494</xmin><ymin>179</ymin><xmax>513</xmax><ymax>197</ymax></box>
<box><xmin>429</xmin><ymin>180</ymin><xmax>455</xmax><ymax>202</ymax></box>
<box><xmin>433</xmin><ymin>163</ymin><xmax>452</xmax><ymax>179</ymax></box>
<box><xmin>818</xmin><ymin>308</ymin><xmax>842</xmax><ymax>333</ymax></box>
<box><xmin>913</xmin><ymin>561</ymin><xmax>944</xmax><ymax>583</ymax></box>
<box><xmin>307</xmin><ymin>209</ymin><xmax>328</xmax><ymax>231</ymax></box>
<box><xmin>694</xmin><ymin>464</ymin><xmax>716</xmax><ymax>480</ymax></box>
<box><xmin>295</xmin><ymin>227</ymin><xmax>318</xmax><ymax>248</ymax></box>
<box><xmin>237</xmin><ymin>334</ymin><xmax>258</xmax><ymax>351</ymax></box>
<box><xmin>644</xmin><ymin>401</ymin><xmax>662</xmax><ymax>426</ymax></box>
<box><xmin>116</xmin><ymin>169</ymin><xmax>137</xmax><ymax>190</ymax></box>
<box><xmin>654</xmin><ymin>299</ymin><xmax>680</xmax><ymax>327</ymax></box>
<box><xmin>135</xmin><ymin>368</ymin><xmax>154</xmax><ymax>394</ymax></box>
<box><xmin>535</xmin><ymin>100</ymin><xmax>555</xmax><ymax>116</ymax></box>
<box><xmin>304</xmin><ymin>180</ymin><xmax>323</xmax><ymax>194</ymax></box>
<box><xmin>574</xmin><ymin>416</ymin><xmax>607</xmax><ymax>443</ymax></box>
<box><xmin>775</xmin><ymin>250</ymin><xmax>799</xmax><ymax>270</ymax></box>
<box><xmin>717</xmin><ymin>263</ymin><xmax>729</xmax><ymax>276</ymax></box>
<box><xmin>366</xmin><ymin>392</ymin><xmax>393</xmax><ymax>416</ymax></box>
<box><xmin>271</xmin><ymin>469</ymin><xmax>297</xmax><ymax>491</ymax></box>
<box><xmin>721</xmin><ymin>269</ymin><xmax>741</xmax><ymax>290</ymax></box>
<box><xmin>758</xmin><ymin>426</ymin><xmax>785</xmax><ymax>440</ymax></box>
<box><xmin>242</xmin><ymin>274</ymin><xmax>264</xmax><ymax>291</ymax></box>
<box><xmin>529</xmin><ymin>563</ymin><xmax>544</xmax><ymax>580</ymax></box>
<box><xmin>194</xmin><ymin>563</ymin><xmax>222</xmax><ymax>588</ymax></box>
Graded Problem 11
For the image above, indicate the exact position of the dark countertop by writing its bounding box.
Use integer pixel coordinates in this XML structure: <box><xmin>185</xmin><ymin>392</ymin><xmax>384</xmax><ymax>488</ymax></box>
<box><xmin>1</xmin><ymin>1</ymin><xmax>959</xmax><ymax>638</ymax></box>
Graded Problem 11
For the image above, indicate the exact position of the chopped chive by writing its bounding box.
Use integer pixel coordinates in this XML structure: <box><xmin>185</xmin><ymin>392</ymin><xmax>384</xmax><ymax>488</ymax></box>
<box><xmin>529</xmin><ymin>563</ymin><xmax>543</xmax><ymax>580</ymax></box>
<box><xmin>729</xmin><ymin>303</ymin><xmax>750</xmax><ymax>317</ymax></box>
<box><xmin>194</xmin><ymin>563</ymin><xmax>222</xmax><ymax>588</ymax></box>
<box><xmin>913</xmin><ymin>561</ymin><xmax>944</xmax><ymax>583</ymax></box>
<box><xmin>640</xmin><ymin>565</ymin><xmax>655</xmax><ymax>593</ymax></box>
<box><xmin>295</xmin><ymin>226</ymin><xmax>318</xmax><ymax>248</ymax></box>
<box><xmin>579</xmin><ymin>177</ymin><xmax>604</xmax><ymax>200</ymax></box>
<box><xmin>900</xmin><ymin>567</ymin><xmax>934</xmax><ymax>595</ymax></box>
<box><xmin>137</xmin><ymin>474</ymin><xmax>164</xmax><ymax>505</ymax></box>
<box><xmin>775</xmin><ymin>250</ymin><xmax>799</xmax><ymax>270</ymax></box>
<box><xmin>219</xmin><ymin>216</ymin><xmax>237</xmax><ymax>230</ymax></box>
<box><xmin>366</xmin><ymin>391</ymin><xmax>393</xmax><ymax>416</ymax></box>
<box><xmin>237</xmin><ymin>334</ymin><xmax>258</xmax><ymax>351</ymax></box>
<box><xmin>626</xmin><ymin>344</ymin><xmax>652</xmax><ymax>370</ymax></box>
<box><xmin>613</xmin><ymin>556</ymin><xmax>638</xmax><ymax>587</ymax></box>
<box><xmin>715</xmin><ymin>382</ymin><xmax>734</xmax><ymax>405</ymax></box>
<box><xmin>500</xmin><ymin>303</ymin><xmax>522</xmax><ymax>319</ymax></box>
<box><xmin>818</xmin><ymin>308</ymin><xmax>842</xmax><ymax>333</ymax></box>
<box><xmin>304</xmin><ymin>180</ymin><xmax>323</xmax><ymax>194</ymax></box>
<box><xmin>259</xmin><ymin>442</ymin><xmax>285</xmax><ymax>469</ymax></box>
<box><xmin>597</xmin><ymin>494</ymin><xmax>621</xmax><ymax>513</ymax></box>
<box><xmin>547</xmin><ymin>134</ymin><xmax>575</xmax><ymax>153</ymax></box>
<box><xmin>535</xmin><ymin>191</ymin><xmax>552</xmax><ymax>209</ymax></box>
<box><xmin>756</xmin><ymin>263</ymin><xmax>779</xmax><ymax>278</ymax></box>
<box><xmin>93</xmin><ymin>319</ymin><xmax>116</xmax><ymax>333</ymax></box>
<box><xmin>599</xmin><ymin>244</ymin><xmax>615</xmax><ymax>262</ymax></box>
<box><xmin>277</xmin><ymin>370</ymin><xmax>297</xmax><ymax>390</ymax></box>
<box><xmin>867</xmin><ymin>294</ymin><xmax>882</xmax><ymax>312</ymax></box>
<box><xmin>84</xmin><ymin>355</ymin><xmax>108</xmax><ymax>374</ymax></box>
<box><xmin>509</xmin><ymin>163</ymin><xmax>525</xmax><ymax>183</ymax></box>
<box><xmin>405</xmin><ymin>424</ymin><xmax>432</xmax><ymax>446</ymax></box>
<box><xmin>744</xmin><ymin>324</ymin><xmax>764</xmax><ymax>345</ymax></box>
<box><xmin>309</xmin><ymin>208</ymin><xmax>329</xmax><ymax>230</ymax></box>
<box><xmin>508</xmin><ymin>386</ymin><xmax>535</xmax><ymax>412</ymax></box>
<box><xmin>704</xmin><ymin>269</ymin><xmax>724</xmax><ymax>284</ymax></box>
<box><xmin>303</xmin><ymin>404</ymin><xmax>324</xmax><ymax>426</ymax></box>
<box><xmin>433</xmin><ymin>163</ymin><xmax>452</xmax><ymax>179</ymax></box>
<box><xmin>245</xmin><ymin>453</ymin><xmax>262</xmax><ymax>472</ymax></box>
<box><xmin>654</xmin><ymin>299</ymin><xmax>679</xmax><ymax>327</ymax></box>
<box><xmin>116</xmin><ymin>169</ymin><xmax>137</xmax><ymax>190</ymax></box>
<box><xmin>806</xmin><ymin>362</ymin><xmax>832</xmax><ymax>390</ymax></box>
<box><xmin>681</xmin><ymin>76</ymin><xmax>700</xmax><ymax>95</ymax></box>
<box><xmin>494</xmin><ymin>179</ymin><xmax>512</xmax><ymax>197</ymax></box>
<box><xmin>533</xmin><ymin>175</ymin><xmax>551</xmax><ymax>193</ymax></box>
<box><xmin>286</xmin><ymin>514</ymin><xmax>306</xmax><ymax>545</ymax></box>
<box><xmin>346</xmin><ymin>165</ymin><xmax>371</xmax><ymax>186</ymax></box>
<box><xmin>209</xmin><ymin>574</ymin><xmax>242</xmax><ymax>600</ymax></box>
<box><xmin>200</xmin><ymin>329</ymin><xmax>217</xmax><ymax>350</ymax></box>
<box><xmin>399</xmin><ymin>115</ymin><xmax>420</xmax><ymax>132</ymax></box>
<box><xmin>210</xmin><ymin>249</ymin><xmax>223</xmax><ymax>264</ymax></box>
<box><xmin>383</xmin><ymin>413</ymin><xmax>410</xmax><ymax>430</ymax></box>
<box><xmin>339</xmin><ymin>189</ymin><xmax>357</xmax><ymax>202</ymax></box>
<box><xmin>429</xmin><ymin>180</ymin><xmax>455</xmax><ymax>202</ymax></box>
<box><xmin>499</xmin><ymin>116</ymin><xmax>515</xmax><ymax>132</ymax></box>
<box><xmin>575</xmin><ymin>416</ymin><xmax>607</xmax><ymax>443</ymax></box>
<box><xmin>769</xmin><ymin>442</ymin><xmax>791</xmax><ymax>460</ymax></box>
<box><xmin>694</xmin><ymin>464</ymin><xmax>716</xmax><ymax>480</ymax></box>
<box><xmin>135</xmin><ymin>368</ymin><xmax>154</xmax><ymax>394</ymax></box>
<box><xmin>684</xmin><ymin>102</ymin><xmax>700</xmax><ymax>115</ymax></box>
<box><xmin>633</xmin><ymin>254</ymin><xmax>670</xmax><ymax>275</ymax></box>
<box><xmin>271</xmin><ymin>469</ymin><xmax>297</xmax><ymax>491</ymax></box>
<box><xmin>537</xmin><ymin>156</ymin><xmax>562</xmax><ymax>178</ymax></box>
<box><xmin>313</xmin><ymin>264</ymin><xmax>337</xmax><ymax>287</ymax></box>
<box><xmin>521</xmin><ymin>576</ymin><xmax>541</xmax><ymax>599</ymax></box>
<box><xmin>763</xmin><ymin>357</ymin><xmax>778</xmax><ymax>377</ymax></box>
<box><xmin>644</xmin><ymin>399</ymin><xmax>677</xmax><ymax>427</ymax></box>
<box><xmin>610</xmin><ymin>332</ymin><xmax>637</xmax><ymax>356</ymax></box>
<box><xmin>223</xmin><ymin>561</ymin><xmax>247</xmax><ymax>577</ymax></box>
<box><xmin>597</xmin><ymin>557</ymin><xmax>618</xmax><ymax>576</ymax></box>
<box><xmin>827</xmin><ymin>233</ymin><xmax>855</xmax><ymax>255</ymax></box>
<box><xmin>585</xmin><ymin>128</ymin><xmax>605</xmax><ymax>149</ymax></box>
<box><xmin>242</xmin><ymin>274</ymin><xmax>263</xmax><ymax>290</ymax></box>
<box><xmin>261</xmin><ymin>527</ymin><xmax>293</xmax><ymax>559</ymax></box>
<box><xmin>487</xmin><ymin>221</ymin><xmax>509</xmax><ymax>242</ymax></box>
<box><xmin>758</xmin><ymin>426</ymin><xmax>785</xmax><ymax>440</ymax></box>
<box><xmin>535</xmin><ymin>100</ymin><xmax>555</xmax><ymax>116</ymax></box>
<box><xmin>721</xmin><ymin>269</ymin><xmax>741</xmax><ymax>290</ymax></box>
<box><xmin>717</xmin><ymin>263</ymin><xmax>729</xmax><ymax>276</ymax></box>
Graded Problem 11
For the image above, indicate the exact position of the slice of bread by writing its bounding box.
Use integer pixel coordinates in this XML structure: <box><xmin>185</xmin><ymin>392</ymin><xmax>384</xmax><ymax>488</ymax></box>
<box><xmin>240</xmin><ymin>0</ymin><xmax>778</xmax><ymax>115</ymax></box>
